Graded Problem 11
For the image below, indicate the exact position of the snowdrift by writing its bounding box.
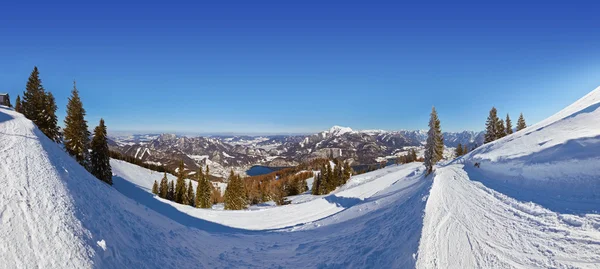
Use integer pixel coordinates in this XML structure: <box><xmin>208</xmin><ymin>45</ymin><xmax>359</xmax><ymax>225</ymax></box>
<box><xmin>465</xmin><ymin>86</ymin><xmax>600</xmax><ymax>213</ymax></box>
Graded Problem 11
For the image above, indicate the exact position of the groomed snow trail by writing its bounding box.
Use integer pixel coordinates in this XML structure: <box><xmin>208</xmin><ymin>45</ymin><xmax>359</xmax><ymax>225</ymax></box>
<box><xmin>0</xmin><ymin>106</ymin><xmax>433</xmax><ymax>268</ymax></box>
<box><xmin>417</xmin><ymin>165</ymin><xmax>600</xmax><ymax>268</ymax></box>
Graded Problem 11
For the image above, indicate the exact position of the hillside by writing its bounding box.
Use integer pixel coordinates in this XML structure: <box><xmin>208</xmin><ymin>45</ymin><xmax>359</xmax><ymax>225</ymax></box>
<box><xmin>2</xmin><ymin>86</ymin><xmax>600</xmax><ymax>268</ymax></box>
<box><xmin>0</xmin><ymin>105</ymin><xmax>432</xmax><ymax>268</ymax></box>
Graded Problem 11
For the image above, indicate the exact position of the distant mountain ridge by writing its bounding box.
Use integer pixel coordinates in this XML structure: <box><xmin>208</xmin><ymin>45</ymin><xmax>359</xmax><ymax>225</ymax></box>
<box><xmin>109</xmin><ymin>126</ymin><xmax>484</xmax><ymax>178</ymax></box>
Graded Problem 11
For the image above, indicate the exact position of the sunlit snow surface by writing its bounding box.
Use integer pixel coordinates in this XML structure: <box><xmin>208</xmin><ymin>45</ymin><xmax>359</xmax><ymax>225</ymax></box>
<box><xmin>1</xmin><ymin>86</ymin><xmax>600</xmax><ymax>269</ymax></box>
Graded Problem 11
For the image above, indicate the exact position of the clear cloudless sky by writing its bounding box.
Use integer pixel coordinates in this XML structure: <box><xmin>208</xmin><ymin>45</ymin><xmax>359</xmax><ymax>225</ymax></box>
<box><xmin>1</xmin><ymin>0</ymin><xmax>600</xmax><ymax>134</ymax></box>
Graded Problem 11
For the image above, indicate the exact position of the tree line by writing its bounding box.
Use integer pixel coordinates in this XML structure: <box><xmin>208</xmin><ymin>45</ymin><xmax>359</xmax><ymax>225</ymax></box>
<box><xmin>14</xmin><ymin>67</ymin><xmax>112</xmax><ymax>185</ymax></box>
<box><xmin>484</xmin><ymin>107</ymin><xmax>526</xmax><ymax>144</ymax></box>
<box><xmin>311</xmin><ymin>159</ymin><xmax>352</xmax><ymax>195</ymax></box>
<box><xmin>152</xmin><ymin>161</ymin><xmax>223</xmax><ymax>208</ymax></box>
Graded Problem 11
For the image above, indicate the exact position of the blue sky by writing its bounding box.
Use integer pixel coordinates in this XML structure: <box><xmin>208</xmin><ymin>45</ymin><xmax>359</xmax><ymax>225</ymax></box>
<box><xmin>1</xmin><ymin>1</ymin><xmax>599</xmax><ymax>134</ymax></box>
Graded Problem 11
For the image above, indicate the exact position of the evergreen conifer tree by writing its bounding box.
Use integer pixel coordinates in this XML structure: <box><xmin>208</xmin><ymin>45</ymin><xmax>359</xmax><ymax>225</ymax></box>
<box><xmin>455</xmin><ymin>143</ymin><xmax>463</xmax><ymax>157</ymax></box>
<box><xmin>175</xmin><ymin>160</ymin><xmax>187</xmax><ymax>203</ymax></box>
<box><xmin>20</xmin><ymin>67</ymin><xmax>60</xmax><ymax>142</ymax></box>
<box><xmin>224</xmin><ymin>170</ymin><xmax>247</xmax><ymax>210</ymax></box>
<box><xmin>89</xmin><ymin>119</ymin><xmax>112</xmax><ymax>184</ymax></box>
<box><xmin>516</xmin><ymin>113</ymin><xmax>527</xmax><ymax>131</ymax></box>
<box><xmin>152</xmin><ymin>180</ymin><xmax>159</xmax><ymax>195</ymax></box>
<box><xmin>311</xmin><ymin>172</ymin><xmax>321</xmax><ymax>195</ymax></box>
<box><xmin>505</xmin><ymin>114</ymin><xmax>513</xmax><ymax>134</ymax></box>
<box><xmin>462</xmin><ymin>144</ymin><xmax>469</xmax><ymax>155</ymax></box>
<box><xmin>21</xmin><ymin>67</ymin><xmax>44</xmax><ymax>124</ymax></box>
<box><xmin>167</xmin><ymin>180</ymin><xmax>175</xmax><ymax>201</ymax></box>
<box><xmin>41</xmin><ymin>92</ymin><xmax>60</xmax><ymax>142</ymax></box>
<box><xmin>424</xmin><ymin>106</ymin><xmax>443</xmax><ymax>175</ymax></box>
<box><xmin>63</xmin><ymin>82</ymin><xmax>90</xmax><ymax>166</ymax></box>
<box><xmin>159</xmin><ymin>172</ymin><xmax>168</xmax><ymax>198</ymax></box>
<box><xmin>342</xmin><ymin>161</ymin><xmax>352</xmax><ymax>182</ymax></box>
<box><xmin>196</xmin><ymin>167</ymin><xmax>213</xmax><ymax>208</ymax></box>
<box><xmin>496</xmin><ymin>119</ymin><xmax>506</xmax><ymax>139</ymax></box>
<box><xmin>15</xmin><ymin>95</ymin><xmax>21</xmax><ymax>112</ymax></box>
<box><xmin>186</xmin><ymin>180</ymin><xmax>194</xmax><ymax>206</ymax></box>
<box><xmin>484</xmin><ymin>107</ymin><xmax>500</xmax><ymax>143</ymax></box>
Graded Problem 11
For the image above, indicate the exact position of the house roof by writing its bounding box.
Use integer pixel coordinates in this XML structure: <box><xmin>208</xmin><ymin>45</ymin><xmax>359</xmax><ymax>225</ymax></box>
<box><xmin>0</xmin><ymin>93</ymin><xmax>8</xmax><ymax>96</ymax></box>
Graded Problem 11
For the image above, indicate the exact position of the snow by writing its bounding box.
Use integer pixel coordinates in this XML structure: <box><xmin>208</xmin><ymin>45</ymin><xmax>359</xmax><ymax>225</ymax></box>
<box><xmin>327</xmin><ymin>125</ymin><xmax>354</xmax><ymax>136</ymax></box>
<box><xmin>3</xmin><ymin>86</ymin><xmax>600</xmax><ymax>268</ymax></box>
<box><xmin>113</xmin><ymin>158</ymin><xmax>423</xmax><ymax>230</ymax></box>
<box><xmin>465</xmin><ymin>86</ymin><xmax>600</xmax><ymax>212</ymax></box>
<box><xmin>417</xmin><ymin>164</ymin><xmax>600</xmax><ymax>268</ymax></box>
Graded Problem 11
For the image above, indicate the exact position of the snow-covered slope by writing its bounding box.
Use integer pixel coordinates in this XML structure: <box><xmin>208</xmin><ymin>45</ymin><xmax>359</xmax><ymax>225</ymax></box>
<box><xmin>466</xmin><ymin>86</ymin><xmax>600</xmax><ymax>212</ymax></box>
<box><xmin>3</xmin><ymin>86</ymin><xmax>600</xmax><ymax>268</ymax></box>
<box><xmin>0</xmin><ymin>106</ymin><xmax>432</xmax><ymax>268</ymax></box>
<box><xmin>416</xmin><ymin>87</ymin><xmax>600</xmax><ymax>268</ymax></box>
<box><xmin>112</xmin><ymin>157</ymin><xmax>424</xmax><ymax>230</ymax></box>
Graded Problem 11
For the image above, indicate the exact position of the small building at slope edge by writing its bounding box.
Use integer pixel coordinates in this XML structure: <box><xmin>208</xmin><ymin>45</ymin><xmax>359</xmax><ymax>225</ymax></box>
<box><xmin>0</xmin><ymin>93</ymin><xmax>10</xmax><ymax>106</ymax></box>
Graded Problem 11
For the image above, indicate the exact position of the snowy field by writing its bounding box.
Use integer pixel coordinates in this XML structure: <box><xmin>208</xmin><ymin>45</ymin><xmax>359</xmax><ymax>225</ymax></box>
<box><xmin>1</xmin><ymin>86</ymin><xmax>600</xmax><ymax>268</ymax></box>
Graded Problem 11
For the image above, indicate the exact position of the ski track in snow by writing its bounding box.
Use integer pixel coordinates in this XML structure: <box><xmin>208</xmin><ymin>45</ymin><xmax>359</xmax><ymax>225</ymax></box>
<box><xmin>2</xmin><ymin>85</ymin><xmax>600</xmax><ymax>269</ymax></box>
<box><xmin>417</xmin><ymin>165</ymin><xmax>600</xmax><ymax>269</ymax></box>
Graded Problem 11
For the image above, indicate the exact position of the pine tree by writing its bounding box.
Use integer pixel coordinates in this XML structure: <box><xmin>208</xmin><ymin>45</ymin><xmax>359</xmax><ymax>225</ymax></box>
<box><xmin>159</xmin><ymin>172</ymin><xmax>168</xmax><ymax>198</ymax></box>
<box><xmin>424</xmin><ymin>106</ymin><xmax>443</xmax><ymax>175</ymax></box>
<box><xmin>462</xmin><ymin>144</ymin><xmax>469</xmax><ymax>155</ymax></box>
<box><xmin>411</xmin><ymin>148</ymin><xmax>417</xmax><ymax>162</ymax></box>
<box><xmin>342</xmin><ymin>161</ymin><xmax>352</xmax><ymax>182</ymax></box>
<box><xmin>516</xmin><ymin>113</ymin><xmax>527</xmax><ymax>131</ymax></box>
<box><xmin>175</xmin><ymin>160</ymin><xmax>187</xmax><ymax>203</ymax></box>
<box><xmin>21</xmin><ymin>67</ymin><xmax>60</xmax><ymax>142</ymax></box>
<box><xmin>195</xmin><ymin>167</ymin><xmax>204</xmax><ymax>207</ymax></box>
<box><xmin>63</xmin><ymin>81</ymin><xmax>90</xmax><ymax>166</ymax></box>
<box><xmin>181</xmin><ymin>180</ymin><xmax>189</xmax><ymax>205</ymax></box>
<box><xmin>21</xmin><ymin>67</ymin><xmax>44</xmax><ymax>123</ymax></box>
<box><xmin>455</xmin><ymin>143</ymin><xmax>463</xmax><ymax>157</ymax></box>
<box><xmin>196</xmin><ymin>167</ymin><xmax>213</xmax><ymax>208</ymax></box>
<box><xmin>15</xmin><ymin>95</ymin><xmax>21</xmax><ymax>112</ymax></box>
<box><xmin>89</xmin><ymin>119</ymin><xmax>112</xmax><ymax>184</ymax></box>
<box><xmin>224</xmin><ymin>170</ymin><xmax>247</xmax><ymax>210</ymax></box>
<box><xmin>311</xmin><ymin>172</ymin><xmax>321</xmax><ymax>195</ymax></box>
<box><xmin>152</xmin><ymin>180</ymin><xmax>159</xmax><ymax>195</ymax></box>
<box><xmin>325</xmin><ymin>163</ymin><xmax>334</xmax><ymax>193</ymax></box>
<box><xmin>505</xmin><ymin>114</ymin><xmax>513</xmax><ymax>134</ymax></box>
<box><xmin>167</xmin><ymin>180</ymin><xmax>175</xmax><ymax>201</ymax></box>
<box><xmin>41</xmin><ymin>92</ymin><xmax>60</xmax><ymax>142</ymax></box>
<box><xmin>496</xmin><ymin>119</ymin><xmax>506</xmax><ymax>139</ymax></box>
<box><xmin>484</xmin><ymin>107</ymin><xmax>500</xmax><ymax>143</ymax></box>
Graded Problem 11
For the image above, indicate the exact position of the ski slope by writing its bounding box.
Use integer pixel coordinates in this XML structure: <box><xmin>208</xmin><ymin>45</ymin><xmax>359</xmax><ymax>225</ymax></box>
<box><xmin>417</xmin><ymin>165</ymin><xmax>600</xmax><ymax>268</ymax></box>
<box><xmin>0</xmin><ymin>105</ymin><xmax>431</xmax><ymax>268</ymax></box>
<box><xmin>2</xmin><ymin>86</ymin><xmax>600</xmax><ymax>268</ymax></box>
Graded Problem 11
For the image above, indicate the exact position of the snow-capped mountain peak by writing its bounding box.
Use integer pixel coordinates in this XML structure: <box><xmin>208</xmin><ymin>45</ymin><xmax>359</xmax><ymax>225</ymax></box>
<box><xmin>327</xmin><ymin>125</ymin><xmax>354</xmax><ymax>136</ymax></box>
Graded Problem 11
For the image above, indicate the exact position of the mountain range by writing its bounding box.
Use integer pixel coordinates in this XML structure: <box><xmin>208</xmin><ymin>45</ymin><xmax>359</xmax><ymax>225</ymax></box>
<box><xmin>109</xmin><ymin>126</ymin><xmax>484</xmax><ymax>178</ymax></box>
